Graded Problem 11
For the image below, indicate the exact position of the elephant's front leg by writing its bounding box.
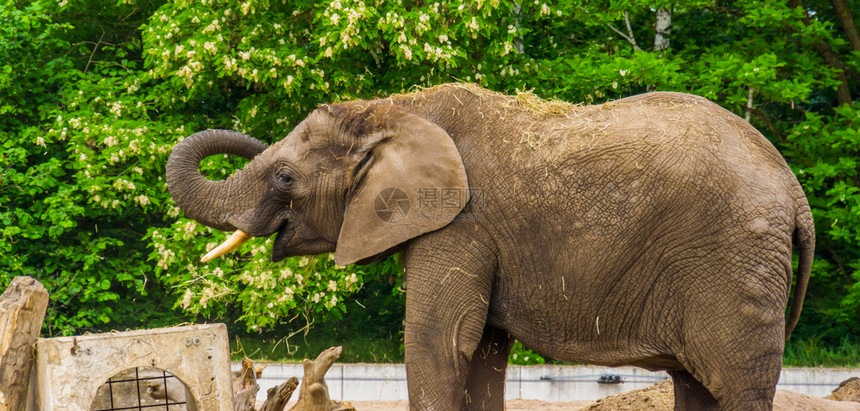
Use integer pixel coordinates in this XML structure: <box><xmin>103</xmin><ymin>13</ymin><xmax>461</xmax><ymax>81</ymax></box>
<box><xmin>403</xmin><ymin>233</ymin><xmax>497</xmax><ymax>410</ymax></box>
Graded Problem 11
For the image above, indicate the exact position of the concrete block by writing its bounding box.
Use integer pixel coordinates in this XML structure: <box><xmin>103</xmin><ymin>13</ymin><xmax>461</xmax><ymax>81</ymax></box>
<box><xmin>31</xmin><ymin>324</ymin><xmax>233</xmax><ymax>410</ymax></box>
<box><xmin>340</xmin><ymin>363</ymin><xmax>408</xmax><ymax>401</ymax></box>
<box><xmin>778</xmin><ymin>368</ymin><xmax>860</xmax><ymax>397</ymax></box>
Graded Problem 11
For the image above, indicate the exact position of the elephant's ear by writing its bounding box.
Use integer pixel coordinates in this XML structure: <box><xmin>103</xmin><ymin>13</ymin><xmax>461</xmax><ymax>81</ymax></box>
<box><xmin>334</xmin><ymin>106</ymin><xmax>469</xmax><ymax>265</ymax></box>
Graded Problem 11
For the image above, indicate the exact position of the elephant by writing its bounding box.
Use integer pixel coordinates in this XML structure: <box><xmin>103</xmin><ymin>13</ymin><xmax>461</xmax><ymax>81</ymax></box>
<box><xmin>165</xmin><ymin>84</ymin><xmax>814</xmax><ymax>410</ymax></box>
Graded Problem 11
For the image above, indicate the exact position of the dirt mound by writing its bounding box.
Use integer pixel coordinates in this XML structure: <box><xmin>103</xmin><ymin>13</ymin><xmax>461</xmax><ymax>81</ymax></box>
<box><xmin>585</xmin><ymin>378</ymin><xmax>674</xmax><ymax>410</ymax></box>
<box><xmin>585</xmin><ymin>378</ymin><xmax>860</xmax><ymax>411</ymax></box>
<box><xmin>827</xmin><ymin>377</ymin><xmax>860</xmax><ymax>402</ymax></box>
<box><xmin>775</xmin><ymin>390</ymin><xmax>860</xmax><ymax>410</ymax></box>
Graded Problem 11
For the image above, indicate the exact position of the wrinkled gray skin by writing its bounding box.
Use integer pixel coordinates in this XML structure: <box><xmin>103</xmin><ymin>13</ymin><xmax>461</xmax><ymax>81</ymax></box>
<box><xmin>166</xmin><ymin>84</ymin><xmax>814</xmax><ymax>411</ymax></box>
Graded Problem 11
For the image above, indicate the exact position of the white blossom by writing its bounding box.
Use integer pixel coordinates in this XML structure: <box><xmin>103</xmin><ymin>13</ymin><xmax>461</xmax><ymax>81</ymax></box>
<box><xmin>180</xmin><ymin>289</ymin><xmax>194</xmax><ymax>308</ymax></box>
<box><xmin>113</xmin><ymin>178</ymin><xmax>136</xmax><ymax>191</ymax></box>
<box><xmin>134</xmin><ymin>195</ymin><xmax>151</xmax><ymax>206</ymax></box>
<box><xmin>203</xmin><ymin>19</ymin><xmax>221</xmax><ymax>34</ymax></box>
<box><xmin>183</xmin><ymin>220</ymin><xmax>197</xmax><ymax>235</ymax></box>
<box><xmin>466</xmin><ymin>17</ymin><xmax>479</xmax><ymax>31</ymax></box>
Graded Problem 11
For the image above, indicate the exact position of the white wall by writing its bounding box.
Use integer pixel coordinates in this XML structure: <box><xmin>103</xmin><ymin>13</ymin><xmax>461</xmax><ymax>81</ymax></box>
<box><xmin>240</xmin><ymin>362</ymin><xmax>859</xmax><ymax>403</ymax></box>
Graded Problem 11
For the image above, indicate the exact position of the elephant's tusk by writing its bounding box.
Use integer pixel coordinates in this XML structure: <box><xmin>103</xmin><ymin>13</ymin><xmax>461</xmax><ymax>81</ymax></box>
<box><xmin>201</xmin><ymin>230</ymin><xmax>251</xmax><ymax>263</ymax></box>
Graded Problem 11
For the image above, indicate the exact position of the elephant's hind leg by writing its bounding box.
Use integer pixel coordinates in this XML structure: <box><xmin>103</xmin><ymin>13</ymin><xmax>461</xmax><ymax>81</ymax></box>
<box><xmin>668</xmin><ymin>369</ymin><xmax>720</xmax><ymax>411</ymax></box>
<box><xmin>672</xmin><ymin>321</ymin><xmax>782</xmax><ymax>411</ymax></box>
<box><xmin>674</xmin><ymin>294</ymin><xmax>784</xmax><ymax>409</ymax></box>
<box><xmin>464</xmin><ymin>324</ymin><xmax>514</xmax><ymax>411</ymax></box>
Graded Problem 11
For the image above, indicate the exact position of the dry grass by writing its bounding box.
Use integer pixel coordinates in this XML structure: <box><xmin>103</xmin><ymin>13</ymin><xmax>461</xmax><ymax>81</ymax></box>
<box><xmin>513</xmin><ymin>87</ymin><xmax>575</xmax><ymax>116</ymax></box>
<box><xmin>407</xmin><ymin>83</ymin><xmax>576</xmax><ymax>117</ymax></box>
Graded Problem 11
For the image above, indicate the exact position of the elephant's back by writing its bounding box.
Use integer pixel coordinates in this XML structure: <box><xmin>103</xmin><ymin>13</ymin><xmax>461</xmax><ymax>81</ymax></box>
<box><xmin>603</xmin><ymin>91</ymin><xmax>790</xmax><ymax>176</ymax></box>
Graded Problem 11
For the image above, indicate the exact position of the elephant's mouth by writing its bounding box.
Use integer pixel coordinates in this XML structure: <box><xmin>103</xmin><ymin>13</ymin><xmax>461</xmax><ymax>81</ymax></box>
<box><xmin>198</xmin><ymin>218</ymin><xmax>294</xmax><ymax>263</ymax></box>
<box><xmin>271</xmin><ymin>220</ymin><xmax>295</xmax><ymax>262</ymax></box>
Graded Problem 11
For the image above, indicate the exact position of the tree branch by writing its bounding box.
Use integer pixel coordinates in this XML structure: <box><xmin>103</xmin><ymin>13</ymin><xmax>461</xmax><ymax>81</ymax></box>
<box><xmin>581</xmin><ymin>8</ymin><xmax>641</xmax><ymax>51</ymax></box>
<box><xmin>83</xmin><ymin>31</ymin><xmax>106</xmax><ymax>74</ymax></box>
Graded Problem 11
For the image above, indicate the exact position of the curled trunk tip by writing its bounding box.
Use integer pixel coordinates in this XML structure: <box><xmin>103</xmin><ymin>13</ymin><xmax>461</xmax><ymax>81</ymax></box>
<box><xmin>166</xmin><ymin>129</ymin><xmax>268</xmax><ymax>231</ymax></box>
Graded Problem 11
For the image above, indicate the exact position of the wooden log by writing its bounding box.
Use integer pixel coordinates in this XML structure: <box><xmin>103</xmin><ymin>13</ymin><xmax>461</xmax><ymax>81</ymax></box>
<box><xmin>258</xmin><ymin>376</ymin><xmax>298</xmax><ymax>411</ymax></box>
<box><xmin>233</xmin><ymin>357</ymin><xmax>260</xmax><ymax>411</ymax></box>
<box><xmin>289</xmin><ymin>346</ymin><xmax>342</xmax><ymax>411</ymax></box>
<box><xmin>0</xmin><ymin>276</ymin><xmax>49</xmax><ymax>411</ymax></box>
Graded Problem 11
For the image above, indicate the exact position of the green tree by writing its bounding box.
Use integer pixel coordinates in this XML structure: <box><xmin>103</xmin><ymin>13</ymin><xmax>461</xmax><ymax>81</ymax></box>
<box><xmin>1</xmin><ymin>0</ymin><xmax>857</xmax><ymax>355</ymax></box>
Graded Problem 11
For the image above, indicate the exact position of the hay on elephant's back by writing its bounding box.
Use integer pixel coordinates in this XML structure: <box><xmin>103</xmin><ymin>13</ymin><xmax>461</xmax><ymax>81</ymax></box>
<box><xmin>512</xmin><ymin>88</ymin><xmax>575</xmax><ymax>117</ymax></box>
<box><xmin>405</xmin><ymin>83</ymin><xmax>608</xmax><ymax>158</ymax></box>
<box><xmin>409</xmin><ymin>83</ymin><xmax>577</xmax><ymax>117</ymax></box>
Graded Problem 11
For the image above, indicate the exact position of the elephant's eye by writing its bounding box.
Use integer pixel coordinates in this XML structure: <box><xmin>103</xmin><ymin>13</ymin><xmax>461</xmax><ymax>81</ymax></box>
<box><xmin>275</xmin><ymin>165</ymin><xmax>294</xmax><ymax>188</ymax></box>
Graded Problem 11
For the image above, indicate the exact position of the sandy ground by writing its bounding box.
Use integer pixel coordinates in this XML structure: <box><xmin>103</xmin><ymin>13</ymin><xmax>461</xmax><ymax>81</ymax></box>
<box><xmin>347</xmin><ymin>400</ymin><xmax>595</xmax><ymax>410</ymax></box>
<box><xmin>337</xmin><ymin>377</ymin><xmax>860</xmax><ymax>410</ymax></box>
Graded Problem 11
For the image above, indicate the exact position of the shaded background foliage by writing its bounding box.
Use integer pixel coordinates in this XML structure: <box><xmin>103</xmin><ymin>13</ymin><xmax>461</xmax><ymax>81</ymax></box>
<box><xmin>1</xmin><ymin>0</ymin><xmax>858</xmax><ymax>363</ymax></box>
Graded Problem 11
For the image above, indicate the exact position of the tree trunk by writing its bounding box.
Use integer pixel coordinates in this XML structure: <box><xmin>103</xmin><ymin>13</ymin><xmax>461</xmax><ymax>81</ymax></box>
<box><xmin>233</xmin><ymin>358</ymin><xmax>260</xmax><ymax>411</ymax></box>
<box><xmin>829</xmin><ymin>0</ymin><xmax>860</xmax><ymax>52</ymax></box>
<box><xmin>789</xmin><ymin>0</ymin><xmax>853</xmax><ymax>105</ymax></box>
<box><xmin>289</xmin><ymin>346</ymin><xmax>342</xmax><ymax>411</ymax></box>
<box><xmin>513</xmin><ymin>2</ymin><xmax>524</xmax><ymax>55</ymax></box>
<box><xmin>648</xmin><ymin>7</ymin><xmax>672</xmax><ymax>92</ymax></box>
<box><xmin>231</xmin><ymin>348</ymin><xmax>353</xmax><ymax>411</ymax></box>
<box><xmin>0</xmin><ymin>277</ymin><xmax>49</xmax><ymax>411</ymax></box>
<box><xmin>654</xmin><ymin>7</ymin><xmax>671</xmax><ymax>53</ymax></box>
<box><xmin>259</xmin><ymin>377</ymin><xmax>298</xmax><ymax>411</ymax></box>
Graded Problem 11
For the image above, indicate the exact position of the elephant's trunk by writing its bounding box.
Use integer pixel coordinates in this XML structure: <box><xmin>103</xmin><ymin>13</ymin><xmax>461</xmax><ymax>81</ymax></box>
<box><xmin>166</xmin><ymin>129</ymin><xmax>268</xmax><ymax>232</ymax></box>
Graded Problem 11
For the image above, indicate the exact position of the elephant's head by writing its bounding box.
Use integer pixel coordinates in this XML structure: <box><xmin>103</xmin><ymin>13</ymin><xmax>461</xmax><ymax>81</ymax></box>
<box><xmin>166</xmin><ymin>103</ymin><xmax>469</xmax><ymax>265</ymax></box>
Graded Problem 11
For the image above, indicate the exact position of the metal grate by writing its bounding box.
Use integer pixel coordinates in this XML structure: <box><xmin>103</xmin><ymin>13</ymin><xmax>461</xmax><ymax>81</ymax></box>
<box><xmin>90</xmin><ymin>367</ymin><xmax>190</xmax><ymax>411</ymax></box>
